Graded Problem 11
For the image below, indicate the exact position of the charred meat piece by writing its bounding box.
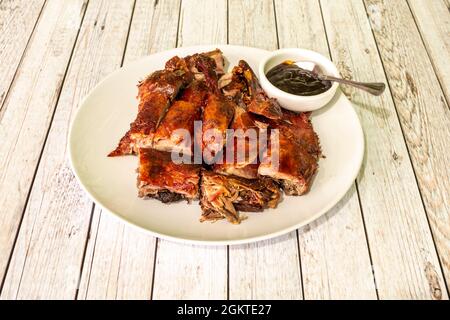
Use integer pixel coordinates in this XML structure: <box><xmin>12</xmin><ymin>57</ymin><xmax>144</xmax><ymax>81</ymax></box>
<box><xmin>165</xmin><ymin>49</ymin><xmax>225</xmax><ymax>80</ymax></box>
<box><xmin>137</xmin><ymin>148</ymin><xmax>201</xmax><ymax>202</ymax></box>
<box><xmin>219</xmin><ymin>67</ymin><xmax>248</xmax><ymax>101</ymax></box>
<box><xmin>195</xmin><ymin>54</ymin><xmax>235</xmax><ymax>164</ymax></box>
<box><xmin>214</xmin><ymin>105</ymin><xmax>262</xmax><ymax>179</ymax></box>
<box><xmin>238</xmin><ymin>60</ymin><xmax>283</xmax><ymax>120</ymax></box>
<box><xmin>258</xmin><ymin>112</ymin><xmax>321</xmax><ymax>195</ymax></box>
<box><xmin>152</xmin><ymin>81</ymin><xmax>207</xmax><ymax>155</ymax></box>
<box><xmin>108</xmin><ymin>68</ymin><xmax>193</xmax><ymax>156</ymax></box>
<box><xmin>200</xmin><ymin>171</ymin><xmax>281</xmax><ymax>224</ymax></box>
<box><xmin>203</xmin><ymin>49</ymin><xmax>225</xmax><ymax>76</ymax></box>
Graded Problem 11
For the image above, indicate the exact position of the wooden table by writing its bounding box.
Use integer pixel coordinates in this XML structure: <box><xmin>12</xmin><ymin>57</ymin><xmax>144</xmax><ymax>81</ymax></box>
<box><xmin>0</xmin><ymin>0</ymin><xmax>449</xmax><ymax>300</ymax></box>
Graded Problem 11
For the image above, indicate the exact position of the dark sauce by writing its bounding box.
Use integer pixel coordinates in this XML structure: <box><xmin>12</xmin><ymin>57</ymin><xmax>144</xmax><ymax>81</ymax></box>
<box><xmin>266</xmin><ymin>60</ymin><xmax>332</xmax><ymax>96</ymax></box>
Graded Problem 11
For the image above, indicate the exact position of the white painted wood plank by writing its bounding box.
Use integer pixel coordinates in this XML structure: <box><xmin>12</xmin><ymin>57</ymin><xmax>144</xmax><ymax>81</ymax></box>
<box><xmin>227</xmin><ymin>0</ymin><xmax>303</xmax><ymax>300</ymax></box>
<box><xmin>364</xmin><ymin>0</ymin><xmax>450</xmax><ymax>295</ymax></box>
<box><xmin>321</xmin><ymin>0</ymin><xmax>448</xmax><ymax>300</ymax></box>
<box><xmin>78</xmin><ymin>0</ymin><xmax>181</xmax><ymax>300</ymax></box>
<box><xmin>0</xmin><ymin>0</ymin><xmax>88</xmax><ymax>294</ymax></box>
<box><xmin>408</xmin><ymin>0</ymin><xmax>450</xmax><ymax>103</ymax></box>
<box><xmin>0</xmin><ymin>0</ymin><xmax>135</xmax><ymax>299</ymax></box>
<box><xmin>151</xmin><ymin>0</ymin><xmax>228</xmax><ymax>300</ymax></box>
<box><xmin>153</xmin><ymin>242</ymin><xmax>227</xmax><ymax>299</ymax></box>
<box><xmin>0</xmin><ymin>0</ymin><xmax>46</xmax><ymax>108</ymax></box>
<box><xmin>274</xmin><ymin>0</ymin><xmax>377</xmax><ymax>300</ymax></box>
<box><xmin>78</xmin><ymin>208</ymin><xmax>156</xmax><ymax>300</ymax></box>
<box><xmin>124</xmin><ymin>0</ymin><xmax>182</xmax><ymax>60</ymax></box>
<box><xmin>178</xmin><ymin>0</ymin><xmax>227</xmax><ymax>47</ymax></box>
<box><xmin>228</xmin><ymin>0</ymin><xmax>277</xmax><ymax>51</ymax></box>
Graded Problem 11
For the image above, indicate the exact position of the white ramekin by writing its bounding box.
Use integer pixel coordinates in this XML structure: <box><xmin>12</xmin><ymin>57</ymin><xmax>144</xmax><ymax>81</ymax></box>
<box><xmin>258</xmin><ymin>48</ymin><xmax>340</xmax><ymax>112</ymax></box>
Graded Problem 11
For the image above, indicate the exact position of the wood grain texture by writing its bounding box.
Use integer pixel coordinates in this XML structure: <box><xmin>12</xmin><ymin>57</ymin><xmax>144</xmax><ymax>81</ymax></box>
<box><xmin>364</xmin><ymin>0</ymin><xmax>450</xmax><ymax>293</ymax></box>
<box><xmin>321</xmin><ymin>0</ymin><xmax>448</xmax><ymax>300</ymax></box>
<box><xmin>78</xmin><ymin>0</ymin><xmax>181</xmax><ymax>300</ymax></box>
<box><xmin>0</xmin><ymin>0</ymin><xmax>46</xmax><ymax>109</ymax></box>
<box><xmin>408</xmin><ymin>0</ymin><xmax>450</xmax><ymax>103</ymax></box>
<box><xmin>178</xmin><ymin>0</ymin><xmax>226</xmax><ymax>47</ymax></box>
<box><xmin>0</xmin><ymin>0</ymin><xmax>135</xmax><ymax>299</ymax></box>
<box><xmin>274</xmin><ymin>0</ymin><xmax>377</xmax><ymax>300</ymax></box>
<box><xmin>0</xmin><ymin>0</ymin><xmax>88</xmax><ymax>295</ymax></box>
<box><xmin>124</xmin><ymin>0</ymin><xmax>181</xmax><ymax>60</ymax></box>
<box><xmin>78</xmin><ymin>208</ymin><xmax>156</xmax><ymax>300</ymax></box>
<box><xmin>151</xmin><ymin>0</ymin><xmax>228</xmax><ymax>300</ymax></box>
<box><xmin>228</xmin><ymin>0</ymin><xmax>278</xmax><ymax>51</ymax></box>
<box><xmin>153</xmin><ymin>242</ymin><xmax>227</xmax><ymax>299</ymax></box>
<box><xmin>227</xmin><ymin>0</ymin><xmax>303</xmax><ymax>300</ymax></box>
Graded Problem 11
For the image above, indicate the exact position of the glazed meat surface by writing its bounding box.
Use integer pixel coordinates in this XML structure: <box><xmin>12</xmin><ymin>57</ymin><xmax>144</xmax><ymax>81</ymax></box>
<box><xmin>109</xmin><ymin>50</ymin><xmax>225</xmax><ymax>157</ymax></box>
<box><xmin>259</xmin><ymin>111</ymin><xmax>321</xmax><ymax>195</ymax></box>
<box><xmin>195</xmin><ymin>54</ymin><xmax>235</xmax><ymax>164</ymax></box>
<box><xmin>152</xmin><ymin>81</ymin><xmax>207</xmax><ymax>155</ymax></box>
<box><xmin>109</xmin><ymin>67</ymin><xmax>192</xmax><ymax>156</ymax></box>
<box><xmin>138</xmin><ymin>148</ymin><xmax>201</xmax><ymax>201</ymax></box>
<box><xmin>214</xmin><ymin>105</ymin><xmax>262</xmax><ymax>179</ymax></box>
<box><xmin>238</xmin><ymin>60</ymin><xmax>283</xmax><ymax>120</ymax></box>
<box><xmin>108</xmin><ymin>52</ymin><xmax>322</xmax><ymax>224</ymax></box>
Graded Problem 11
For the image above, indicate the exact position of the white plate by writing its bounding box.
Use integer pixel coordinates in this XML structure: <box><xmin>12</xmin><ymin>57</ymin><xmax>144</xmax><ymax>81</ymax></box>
<box><xmin>69</xmin><ymin>45</ymin><xmax>364</xmax><ymax>246</ymax></box>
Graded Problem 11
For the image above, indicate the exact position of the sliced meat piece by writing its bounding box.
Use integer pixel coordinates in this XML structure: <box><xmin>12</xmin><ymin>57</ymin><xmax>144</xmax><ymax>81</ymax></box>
<box><xmin>238</xmin><ymin>60</ymin><xmax>283</xmax><ymax>120</ymax></box>
<box><xmin>137</xmin><ymin>148</ymin><xmax>201</xmax><ymax>202</ymax></box>
<box><xmin>152</xmin><ymin>81</ymin><xmax>207</xmax><ymax>155</ymax></box>
<box><xmin>258</xmin><ymin>111</ymin><xmax>321</xmax><ymax>195</ymax></box>
<box><xmin>108</xmin><ymin>68</ymin><xmax>192</xmax><ymax>156</ymax></box>
<box><xmin>165</xmin><ymin>49</ymin><xmax>225</xmax><ymax>80</ymax></box>
<box><xmin>214</xmin><ymin>105</ymin><xmax>262</xmax><ymax>179</ymax></box>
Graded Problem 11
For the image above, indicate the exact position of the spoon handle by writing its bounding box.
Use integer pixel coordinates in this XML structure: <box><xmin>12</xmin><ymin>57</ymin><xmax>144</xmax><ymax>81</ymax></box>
<box><xmin>321</xmin><ymin>75</ymin><xmax>386</xmax><ymax>96</ymax></box>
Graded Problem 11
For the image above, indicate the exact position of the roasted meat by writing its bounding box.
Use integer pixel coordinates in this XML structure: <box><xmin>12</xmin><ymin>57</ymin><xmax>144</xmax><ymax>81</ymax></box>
<box><xmin>258</xmin><ymin>111</ymin><xmax>321</xmax><ymax>195</ymax></box>
<box><xmin>195</xmin><ymin>54</ymin><xmax>235</xmax><ymax>164</ymax></box>
<box><xmin>109</xmin><ymin>67</ymin><xmax>192</xmax><ymax>156</ymax></box>
<box><xmin>237</xmin><ymin>60</ymin><xmax>283</xmax><ymax>120</ymax></box>
<box><xmin>152</xmin><ymin>81</ymin><xmax>207</xmax><ymax>155</ymax></box>
<box><xmin>165</xmin><ymin>49</ymin><xmax>225</xmax><ymax>80</ymax></box>
<box><xmin>200</xmin><ymin>171</ymin><xmax>281</xmax><ymax>224</ymax></box>
<box><xmin>108</xmin><ymin>50</ymin><xmax>323</xmax><ymax>224</ymax></box>
<box><xmin>214</xmin><ymin>105</ymin><xmax>262</xmax><ymax>179</ymax></box>
<box><xmin>109</xmin><ymin>50</ymin><xmax>224</xmax><ymax>157</ymax></box>
<box><xmin>137</xmin><ymin>148</ymin><xmax>201</xmax><ymax>202</ymax></box>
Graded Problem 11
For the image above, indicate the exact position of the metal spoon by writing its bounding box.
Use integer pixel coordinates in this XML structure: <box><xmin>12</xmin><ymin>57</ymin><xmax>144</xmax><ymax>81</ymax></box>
<box><xmin>296</xmin><ymin>61</ymin><xmax>386</xmax><ymax>96</ymax></box>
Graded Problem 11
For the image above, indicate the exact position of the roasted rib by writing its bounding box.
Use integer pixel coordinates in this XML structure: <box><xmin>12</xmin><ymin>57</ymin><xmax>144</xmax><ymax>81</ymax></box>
<box><xmin>200</xmin><ymin>171</ymin><xmax>281</xmax><ymax>224</ymax></box>
<box><xmin>137</xmin><ymin>148</ymin><xmax>201</xmax><ymax>202</ymax></box>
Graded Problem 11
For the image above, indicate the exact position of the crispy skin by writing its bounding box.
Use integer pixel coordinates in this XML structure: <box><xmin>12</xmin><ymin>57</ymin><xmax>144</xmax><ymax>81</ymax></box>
<box><xmin>153</xmin><ymin>81</ymin><xmax>207</xmax><ymax>154</ymax></box>
<box><xmin>220</xmin><ymin>64</ymin><xmax>249</xmax><ymax>102</ymax></box>
<box><xmin>109</xmin><ymin>68</ymin><xmax>192</xmax><ymax>156</ymax></box>
<box><xmin>259</xmin><ymin>112</ymin><xmax>321</xmax><ymax>195</ymax></box>
<box><xmin>200</xmin><ymin>171</ymin><xmax>281</xmax><ymax>224</ymax></box>
<box><xmin>110</xmin><ymin>51</ymin><xmax>223</xmax><ymax>157</ymax></box>
<box><xmin>194</xmin><ymin>54</ymin><xmax>235</xmax><ymax>164</ymax></box>
<box><xmin>214</xmin><ymin>106</ymin><xmax>262</xmax><ymax>179</ymax></box>
<box><xmin>165</xmin><ymin>49</ymin><xmax>225</xmax><ymax>80</ymax></box>
<box><xmin>237</xmin><ymin>60</ymin><xmax>282</xmax><ymax>120</ymax></box>
<box><xmin>137</xmin><ymin>148</ymin><xmax>201</xmax><ymax>201</ymax></box>
<box><xmin>201</xmin><ymin>94</ymin><xmax>235</xmax><ymax>163</ymax></box>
